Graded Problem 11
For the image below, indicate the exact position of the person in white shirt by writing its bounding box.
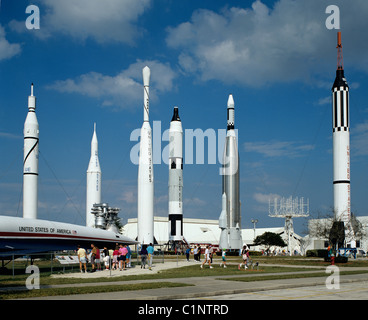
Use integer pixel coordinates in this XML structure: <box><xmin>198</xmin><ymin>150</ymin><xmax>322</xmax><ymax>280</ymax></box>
<box><xmin>200</xmin><ymin>245</ymin><xmax>213</xmax><ymax>269</ymax></box>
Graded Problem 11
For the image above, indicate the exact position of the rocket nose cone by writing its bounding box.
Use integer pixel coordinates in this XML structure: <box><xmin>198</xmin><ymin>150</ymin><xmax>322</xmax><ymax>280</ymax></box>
<box><xmin>227</xmin><ymin>94</ymin><xmax>234</xmax><ymax>108</ymax></box>
<box><xmin>171</xmin><ymin>106</ymin><xmax>180</xmax><ymax>121</ymax></box>
<box><xmin>143</xmin><ymin>66</ymin><xmax>150</xmax><ymax>85</ymax></box>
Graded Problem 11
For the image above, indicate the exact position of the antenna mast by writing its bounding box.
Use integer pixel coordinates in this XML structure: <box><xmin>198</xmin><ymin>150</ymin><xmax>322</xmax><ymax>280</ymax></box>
<box><xmin>269</xmin><ymin>196</ymin><xmax>309</xmax><ymax>255</ymax></box>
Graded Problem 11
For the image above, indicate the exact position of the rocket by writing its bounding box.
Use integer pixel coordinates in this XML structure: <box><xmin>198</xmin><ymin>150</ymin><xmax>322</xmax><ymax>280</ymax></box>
<box><xmin>332</xmin><ymin>31</ymin><xmax>353</xmax><ymax>243</ymax></box>
<box><xmin>86</xmin><ymin>123</ymin><xmax>102</xmax><ymax>227</ymax></box>
<box><xmin>168</xmin><ymin>106</ymin><xmax>183</xmax><ymax>242</ymax></box>
<box><xmin>23</xmin><ymin>84</ymin><xmax>39</xmax><ymax>219</ymax></box>
<box><xmin>218</xmin><ymin>94</ymin><xmax>243</xmax><ymax>250</ymax></box>
<box><xmin>137</xmin><ymin>66</ymin><xmax>154</xmax><ymax>246</ymax></box>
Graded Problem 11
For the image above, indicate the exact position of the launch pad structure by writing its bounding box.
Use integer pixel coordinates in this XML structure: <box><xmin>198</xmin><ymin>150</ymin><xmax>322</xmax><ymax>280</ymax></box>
<box><xmin>269</xmin><ymin>196</ymin><xmax>309</xmax><ymax>255</ymax></box>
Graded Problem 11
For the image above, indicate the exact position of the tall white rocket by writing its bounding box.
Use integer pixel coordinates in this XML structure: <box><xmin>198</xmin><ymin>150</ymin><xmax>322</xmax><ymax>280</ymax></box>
<box><xmin>86</xmin><ymin>123</ymin><xmax>102</xmax><ymax>227</ymax></box>
<box><xmin>168</xmin><ymin>106</ymin><xmax>183</xmax><ymax>242</ymax></box>
<box><xmin>137</xmin><ymin>66</ymin><xmax>154</xmax><ymax>245</ymax></box>
<box><xmin>332</xmin><ymin>31</ymin><xmax>353</xmax><ymax>243</ymax></box>
<box><xmin>23</xmin><ymin>84</ymin><xmax>39</xmax><ymax>219</ymax></box>
<box><xmin>219</xmin><ymin>94</ymin><xmax>242</xmax><ymax>250</ymax></box>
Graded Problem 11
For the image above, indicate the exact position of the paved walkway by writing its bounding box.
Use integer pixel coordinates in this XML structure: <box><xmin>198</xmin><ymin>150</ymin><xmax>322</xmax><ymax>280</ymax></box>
<box><xmin>10</xmin><ymin>260</ymin><xmax>368</xmax><ymax>300</ymax></box>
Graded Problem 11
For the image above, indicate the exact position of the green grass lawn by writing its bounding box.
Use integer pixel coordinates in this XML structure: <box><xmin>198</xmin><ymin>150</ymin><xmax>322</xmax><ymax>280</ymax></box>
<box><xmin>2</xmin><ymin>255</ymin><xmax>368</xmax><ymax>299</ymax></box>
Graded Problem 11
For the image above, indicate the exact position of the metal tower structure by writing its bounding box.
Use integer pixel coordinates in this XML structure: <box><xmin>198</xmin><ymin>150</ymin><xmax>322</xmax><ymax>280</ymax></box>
<box><xmin>269</xmin><ymin>196</ymin><xmax>309</xmax><ymax>255</ymax></box>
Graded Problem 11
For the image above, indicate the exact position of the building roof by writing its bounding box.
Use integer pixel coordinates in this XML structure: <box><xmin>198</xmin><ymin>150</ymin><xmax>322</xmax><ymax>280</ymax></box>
<box><xmin>122</xmin><ymin>216</ymin><xmax>291</xmax><ymax>246</ymax></box>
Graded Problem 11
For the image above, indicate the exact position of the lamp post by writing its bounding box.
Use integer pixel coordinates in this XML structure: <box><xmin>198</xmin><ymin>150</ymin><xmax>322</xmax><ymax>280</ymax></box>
<box><xmin>251</xmin><ymin>219</ymin><xmax>258</xmax><ymax>241</ymax></box>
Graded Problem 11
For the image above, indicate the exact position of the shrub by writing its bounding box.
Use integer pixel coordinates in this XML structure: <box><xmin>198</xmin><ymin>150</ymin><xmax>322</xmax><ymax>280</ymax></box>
<box><xmin>306</xmin><ymin>249</ymin><xmax>328</xmax><ymax>258</ymax></box>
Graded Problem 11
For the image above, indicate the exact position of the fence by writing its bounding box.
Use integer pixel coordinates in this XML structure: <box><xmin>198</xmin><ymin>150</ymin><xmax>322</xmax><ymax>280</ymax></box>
<box><xmin>0</xmin><ymin>250</ymin><xmax>166</xmax><ymax>279</ymax></box>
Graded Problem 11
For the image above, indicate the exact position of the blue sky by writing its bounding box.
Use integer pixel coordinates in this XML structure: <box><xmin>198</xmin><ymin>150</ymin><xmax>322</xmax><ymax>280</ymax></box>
<box><xmin>0</xmin><ymin>0</ymin><xmax>368</xmax><ymax>235</ymax></box>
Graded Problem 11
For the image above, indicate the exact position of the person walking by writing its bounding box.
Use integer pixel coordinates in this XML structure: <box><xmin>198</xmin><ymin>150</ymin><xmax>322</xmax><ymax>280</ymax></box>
<box><xmin>147</xmin><ymin>243</ymin><xmax>154</xmax><ymax>270</ymax></box>
<box><xmin>209</xmin><ymin>245</ymin><xmax>214</xmax><ymax>264</ymax></box>
<box><xmin>197</xmin><ymin>245</ymin><xmax>202</xmax><ymax>262</ymax></box>
<box><xmin>239</xmin><ymin>245</ymin><xmax>249</xmax><ymax>270</ymax></box>
<box><xmin>200</xmin><ymin>245</ymin><xmax>213</xmax><ymax>269</ymax></box>
<box><xmin>140</xmin><ymin>245</ymin><xmax>148</xmax><ymax>269</ymax></box>
<box><xmin>95</xmin><ymin>245</ymin><xmax>101</xmax><ymax>271</ymax></box>
<box><xmin>220</xmin><ymin>248</ymin><xmax>227</xmax><ymax>268</ymax></box>
<box><xmin>193</xmin><ymin>246</ymin><xmax>198</xmax><ymax>262</ymax></box>
<box><xmin>118</xmin><ymin>244</ymin><xmax>128</xmax><ymax>270</ymax></box>
<box><xmin>90</xmin><ymin>243</ymin><xmax>97</xmax><ymax>272</ymax></box>
<box><xmin>77</xmin><ymin>245</ymin><xmax>87</xmax><ymax>273</ymax></box>
<box><xmin>112</xmin><ymin>246</ymin><xmax>119</xmax><ymax>270</ymax></box>
<box><xmin>102</xmin><ymin>246</ymin><xmax>110</xmax><ymax>270</ymax></box>
<box><xmin>126</xmin><ymin>244</ymin><xmax>132</xmax><ymax>268</ymax></box>
<box><xmin>185</xmin><ymin>246</ymin><xmax>191</xmax><ymax>262</ymax></box>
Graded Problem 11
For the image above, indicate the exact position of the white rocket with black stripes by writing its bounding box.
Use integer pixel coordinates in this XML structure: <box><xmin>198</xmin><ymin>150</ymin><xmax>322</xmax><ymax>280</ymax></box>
<box><xmin>23</xmin><ymin>84</ymin><xmax>39</xmax><ymax>219</ymax></box>
<box><xmin>168</xmin><ymin>106</ymin><xmax>183</xmax><ymax>242</ymax></box>
<box><xmin>332</xmin><ymin>31</ymin><xmax>353</xmax><ymax>243</ymax></box>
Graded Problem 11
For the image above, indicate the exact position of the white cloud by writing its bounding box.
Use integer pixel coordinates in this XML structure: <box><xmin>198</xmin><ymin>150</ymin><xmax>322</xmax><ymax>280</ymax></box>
<box><xmin>0</xmin><ymin>131</ymin><xmax>21</xmax><ymax>139</ymax></box>
<box><xmin>184</xmin><ymin>197</ymin><xmax>206</xmax><ymax>206</ymax></box>
<box><xmin>352</xmin><ymin>120</ymin><xmax>368</xmax><ymax>156</ymax></box>
<box><xmin>166</xmin><ymin>0</ymin><xmax>368</xmax><ymax>86</ymax></box>
<box><xmin>244</xmin><ymin>140</ymin><xmax>315</xmax><ymax>158</ymax></box>
<box><xmin>317</xmin><ymin>96</ymin><xmax>331</xmax><ymax>106</ymax></box>
<box><xmin>0</xmin><ymin>25</ymin><xmax>21</xmax><ymax>61</ymax></box>
<box><xmin>46</xmin><ymin>60</ymin><xmax>176</xmax><ymax>109</ymax></box>
<box><xmin>253</xmin><ymin>192</ymin><xmax>281</xmax><ymax>204</ymax></box>
<box><xmin>11</xmin><ymin>0</ymin><xmax>151</xmax><ymax>44</ymax></box>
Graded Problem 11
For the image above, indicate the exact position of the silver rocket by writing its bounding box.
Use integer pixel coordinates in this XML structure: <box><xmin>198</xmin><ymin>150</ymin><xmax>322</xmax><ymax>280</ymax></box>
<box><xmin>86</xmin><ymin>123</ymin><xmax>102</xmax><ymax>227</ymax></box>
<box><xmin>137</xmin><ymin>66</ymin><xmax>154</xmax><ymax>246</ymax></box>
<box><xmin>332</xmin><ymin>31</ymin><xmax>353</xmax><ymax>244</ymax></box>
<box><xmin>168</xmin><ymin>106</ymin><xmax>183</xmax><ymax>242</ymax></box>
<box><xmin>219</xmin><ymin>94</ymin><xmax>242</xmax><ymax>250</ymax></box>
<box><xmin>23</xmin><ymin>84</ymin><xmax>39</xmax><ymax>219</ymax></box>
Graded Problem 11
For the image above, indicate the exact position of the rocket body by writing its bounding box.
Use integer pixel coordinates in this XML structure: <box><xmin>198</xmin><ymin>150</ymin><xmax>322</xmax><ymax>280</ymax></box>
<box><xmin>23</xmin><ymin>84</ymin><xmax>39</xmax><ymax>219</ymax></box>
<box><xmin>168</xmin><ymin>107</ymin><xmax>183</xmax><ymax>242</ymax></box>
<box><xmin>331</xmin><ymin>32</ymin><xmax>353</xmax><ymax>244</ymax></box>
<box><xmin>86</xmin><ymin>124</ymin><xmax>102</xmax><ymax>227</ymax></box>
<box><xmin>219</xmin><ymin>95</ymin><xmax>242</xmax><ymax>250</ymax></box>
<box><xmin>137</xmin><ymin>66</ymin><xmax>154</xmax><ymax>246</ymax></box>
<box><xmin>332</xmin><ymin>69</ymin><xmax>350</xmax><ymax>225</ymax></box>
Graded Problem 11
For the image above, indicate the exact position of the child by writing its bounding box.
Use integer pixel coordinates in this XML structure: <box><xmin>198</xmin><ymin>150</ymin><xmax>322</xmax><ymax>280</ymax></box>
<box><xmin>238</xmin><ymin>245</ymin><xmax>249</xmax><ymax>270</ymax></box>
<box><xmin>220</xmin><ymin>248</ymin><xmax>227</xmax><ymax>268</ymax></box>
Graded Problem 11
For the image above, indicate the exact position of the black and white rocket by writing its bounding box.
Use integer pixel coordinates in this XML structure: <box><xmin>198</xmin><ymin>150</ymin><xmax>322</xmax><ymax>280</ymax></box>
<box><xmin>137</xmin><ymin>66</ymin><xmax>154</xmax><ymax>246</ymax></box>
<box><xmin>168</xmin><ymin>106</ymin><xmax>183</xmax><ymax>242</ymax></box>
<box><xmin>219</xmin><ymin>94</ymin><xmax>242</xmax><ymax>250</ymax></box>
<box><xmin>23</xmin><ymin>84</ymin><xmax>39</xmax><ymax>219</ymax></box>
<box><xmin>86</xmin><ymin>123</ymin><xmax>102</xmax><ymax>227</ymax></box>
<box><xmin>332</xmin><ymin>31</ymin><xmax>353</xmax><ymax>244</ymax></box>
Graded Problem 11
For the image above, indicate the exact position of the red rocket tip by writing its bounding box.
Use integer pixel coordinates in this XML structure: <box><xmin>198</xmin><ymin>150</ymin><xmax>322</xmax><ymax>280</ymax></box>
<box><xmin>336</xmin><ymin>31</ymin><xmax>344</xmax><ymax>71</ymax></box>
<box><xmin>337</xmin><ymin>31</ymin><xmax>342</xmax><ymax>48</ymax></box>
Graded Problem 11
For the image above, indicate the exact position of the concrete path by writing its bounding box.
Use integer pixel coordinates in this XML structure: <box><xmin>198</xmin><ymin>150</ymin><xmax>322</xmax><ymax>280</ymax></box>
<box><xmin>10</xmin><ymin>260</ymin><xmax>368</xmax><ymax>300</ymax></box>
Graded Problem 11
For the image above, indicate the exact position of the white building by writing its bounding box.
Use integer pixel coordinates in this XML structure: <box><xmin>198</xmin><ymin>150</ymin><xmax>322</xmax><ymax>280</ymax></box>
<box><xmin>122</xmin><ymin>216</ymin><xmax>303</xmax><ymax>253</ymax></box>
<box><xmin>303</xmin><ymin>216</ymin><xmax>368</xmax><ymax>253</ymax></box>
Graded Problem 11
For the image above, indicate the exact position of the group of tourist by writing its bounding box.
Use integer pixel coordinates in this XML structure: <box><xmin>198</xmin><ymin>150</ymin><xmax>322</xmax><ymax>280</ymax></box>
<box><xmin>189</xmin><ymin>244</ymin><xmax>251</xmax><ymax>270</ymax></box>
<box><xmin>77</xmin><ymin>243</ymin><xmax>132</xmax><ymax>273</ymax></box>
<box><xmin>77</xmin><ymin>242</ymin><xmax>252</xmax><ymax>273</ymax></box>
<box><xmin>76</xmin><ymin>242</ymin><xmax>155</xmax><ymax>273</ymax></box>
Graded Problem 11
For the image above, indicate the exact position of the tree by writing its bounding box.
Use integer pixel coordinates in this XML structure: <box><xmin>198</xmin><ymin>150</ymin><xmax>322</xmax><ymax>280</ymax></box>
<box><xmin>253</xmin><ymin>232</ymin><xmax>287</xmax><ymax>254</ymax></box>
<box><xmin>308</xmin><ymin>209</ymin><xmax>366</xmax><ymax>248</ymax></box>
